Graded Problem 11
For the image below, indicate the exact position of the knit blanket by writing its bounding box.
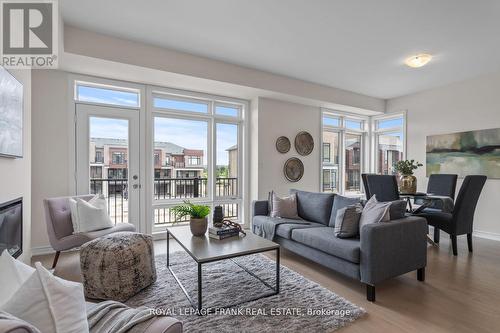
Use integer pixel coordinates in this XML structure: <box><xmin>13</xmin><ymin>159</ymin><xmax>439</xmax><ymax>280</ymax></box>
<box><xmin>87</xmin><ymin>301</ymin><xmax>157</xmax><ymax>333</ymax></box>
<box><xmin>252</xmin><ymin>217</ymin><xmax>310</xmax><ymax>240</ymax></box>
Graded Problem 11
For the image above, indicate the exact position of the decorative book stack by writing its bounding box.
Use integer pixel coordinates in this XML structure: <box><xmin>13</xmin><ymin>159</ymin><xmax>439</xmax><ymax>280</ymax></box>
<box><xmin>208</xmin><ymin>225</ymin><xmax>240</xmax><ymax>240</ymax></box>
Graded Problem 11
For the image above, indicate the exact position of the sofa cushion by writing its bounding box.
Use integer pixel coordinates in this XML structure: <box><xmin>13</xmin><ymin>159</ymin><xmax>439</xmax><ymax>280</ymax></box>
<box><xmin>290</xmin><ymin>189</ymin><xmax>335</xmax><ymax>225</ymax></box>
<box><xmin>291</xmin><ymin>227</ymin><xmax>361</xmax><ymax>263</ymax></box>
<box><xmin>329</xmin><ymin>195</ymin><xmax>361</xmax><ymax>227</ymax></box>
<box><xmin>252</xmin><ymin>216</ymin><xmax>321</xmax><ymax>239</ymax></box>
<box><xmin>276</xmin><ymin>221</ymin><xmax>324</xmax><ymax>239</ymax></box>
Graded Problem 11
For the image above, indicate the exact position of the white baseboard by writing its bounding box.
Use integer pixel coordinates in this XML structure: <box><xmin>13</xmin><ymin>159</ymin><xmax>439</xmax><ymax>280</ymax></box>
<box><xmin>31</xmin><ymin>245</ymin><xmax>56</xmax><ymax>256</ymax></box>
<box><xmin>473</xmin><ymin>230</ymin><xmax>500</xmax><ymax>242</ymax></box>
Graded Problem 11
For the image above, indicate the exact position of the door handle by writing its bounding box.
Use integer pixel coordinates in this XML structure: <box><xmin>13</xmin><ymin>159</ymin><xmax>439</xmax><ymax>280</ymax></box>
<box><xmin>132</xmin><ymin>184</ymin><xmax>141</xmax><ymax>189</ymax></box>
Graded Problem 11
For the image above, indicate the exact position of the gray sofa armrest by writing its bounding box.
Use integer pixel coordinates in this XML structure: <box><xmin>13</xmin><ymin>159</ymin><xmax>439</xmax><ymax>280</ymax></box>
<box><xmin>252</xmin><ymin>200</ymin><xmax>269</xmax><ymax>217</ymax></box>
<box><xmin>360</xmin><ymin>216</ymin><xmax>427</xmax><ymax>285</ymax></box>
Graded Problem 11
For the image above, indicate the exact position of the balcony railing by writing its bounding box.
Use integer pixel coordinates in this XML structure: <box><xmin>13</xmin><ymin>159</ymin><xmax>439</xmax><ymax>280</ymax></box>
<box><xmin>90</xmin><ymin>177</ymin><xmax>239</xmax><ymax>224</ymax></box>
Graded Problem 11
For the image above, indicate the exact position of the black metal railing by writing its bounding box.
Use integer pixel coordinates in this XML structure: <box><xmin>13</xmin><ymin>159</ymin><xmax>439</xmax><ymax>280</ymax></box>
<box><xmin>90</xmin><ymin>177</ymin><xmax>239</xmax><ymax>224</ymax></box>
<box><xmin>154</xmin><ymin>203</ymin><xmax>239</xmax><ymax>225</ymax></box>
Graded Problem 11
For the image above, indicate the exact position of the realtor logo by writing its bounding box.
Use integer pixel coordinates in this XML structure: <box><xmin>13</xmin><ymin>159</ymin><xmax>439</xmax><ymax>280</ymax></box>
<box><xmin>1</xmin><ymin>0</ymin><xmax>58</xmax><ymax>68</ymax></box>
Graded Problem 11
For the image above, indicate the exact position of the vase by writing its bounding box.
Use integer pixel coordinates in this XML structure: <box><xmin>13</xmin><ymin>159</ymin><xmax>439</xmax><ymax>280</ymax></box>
<box><xmin>399</xmin><ymin>175</ymin><xmax>417</xmax><ymax>194</ymax></box>
<box><xmin>190</xmin><ymin>217</ymin><xmax>208</xmax><ymax>237</ymax></box>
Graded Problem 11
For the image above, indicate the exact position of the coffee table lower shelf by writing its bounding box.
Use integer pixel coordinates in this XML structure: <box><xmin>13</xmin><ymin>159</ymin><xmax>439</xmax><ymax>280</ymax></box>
<box><xmin>166</xmin><ymin>231</ymin><xmax>280</xmax><ymax>313</ymax></box>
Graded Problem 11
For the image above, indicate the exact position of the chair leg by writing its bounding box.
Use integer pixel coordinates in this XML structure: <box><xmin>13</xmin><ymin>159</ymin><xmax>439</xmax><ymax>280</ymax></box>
<box><xmin>366</xmin><ymin>284</ymin><xmax>375</xmax><ymax>302</ymax></box>
<box><xmin>52</xmin><ymin>251</ymin><xmax>61</xmax><ymax>269</ymax></box>
<box><xmin>467</xmin><ymin>233</ymin><xmax>473</xmax><ymax>252</ymax></box>
<box><xmin>433</xmin><ymin>228</ymin><xmax>440</xmax><ymax>243</ymax></box>
<box><xmin>417</xmin><ymin>267</ymin><xmax>425</xmax><ymax>282</ymax></box>
<box><xmin>450</xmin><ymin>235</ymin><xmax>458</xmax><ymax>256</ymax></box>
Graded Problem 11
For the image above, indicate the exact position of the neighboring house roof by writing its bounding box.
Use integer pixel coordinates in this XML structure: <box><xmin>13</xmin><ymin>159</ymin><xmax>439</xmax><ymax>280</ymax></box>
<box><xmin>91</xmin><ymin>137</ymin><xmax>185</xmax><ymax>154</ymax></box>
<box><xmin>226</xmin><ymin>144</ymin><xmax>237</xmax><ymax>151</ymax></box>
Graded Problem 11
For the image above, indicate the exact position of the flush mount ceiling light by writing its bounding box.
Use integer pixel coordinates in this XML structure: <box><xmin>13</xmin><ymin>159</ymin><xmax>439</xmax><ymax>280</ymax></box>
<box><xmin>405</xmin><ymin>54</ymin><xmax>432</xmax><ymax>68</ymax></box>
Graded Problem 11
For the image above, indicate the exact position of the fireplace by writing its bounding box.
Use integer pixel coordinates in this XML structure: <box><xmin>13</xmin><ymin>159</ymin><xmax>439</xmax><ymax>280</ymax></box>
<box><xmin>0</xmin><ymin>198</ymin><xmax>22</xmax><ymax>258</ymax></box>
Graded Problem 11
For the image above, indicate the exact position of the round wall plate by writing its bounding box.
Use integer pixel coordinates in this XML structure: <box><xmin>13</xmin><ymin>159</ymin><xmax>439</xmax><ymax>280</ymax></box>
<box><xmin>276</xmin><ymin>136</ymin><xmax>291</xmax><ymax>153</ymax></box>
<box><xmin>284</xmin><ymin>157</ymin><xmax>304</xmax><ymax>182</ymax></box>
<box><xmin>294</xmin><ymin>131</ymin><xmax>314</xmax><ymax>156</ymax></box>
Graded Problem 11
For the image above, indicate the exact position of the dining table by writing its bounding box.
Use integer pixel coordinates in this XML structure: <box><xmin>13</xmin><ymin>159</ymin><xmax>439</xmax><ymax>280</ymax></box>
<box><xmin>399</xmin><ymin>192</ymin><xmax>455</xmax><ymax>246</ymax></box>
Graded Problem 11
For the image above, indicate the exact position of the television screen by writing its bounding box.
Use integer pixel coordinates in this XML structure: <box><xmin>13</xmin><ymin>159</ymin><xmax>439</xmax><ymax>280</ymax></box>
<box><xmin>0</xmin><ymin>66</ymin><xmax>23</xmax><ymax>158</ymax></box>
<box><xmin>0</xmin><ymin>198</ymin><xmax>23</xmax><ymax>258</ymax></box>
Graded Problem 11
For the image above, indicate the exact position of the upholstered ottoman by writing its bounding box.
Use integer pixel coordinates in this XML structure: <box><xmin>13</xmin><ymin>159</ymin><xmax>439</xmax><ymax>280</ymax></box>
<box><xmin>80</xmin><ymin>232</ymin><xmax>156</xmax><ymax>302</ymax></box>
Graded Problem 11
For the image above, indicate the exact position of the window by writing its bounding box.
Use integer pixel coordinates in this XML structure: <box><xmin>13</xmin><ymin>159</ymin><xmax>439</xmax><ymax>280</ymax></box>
<box><xmin>95</xmin><ymin>150</ymin><xmax>103</xmax><ymax>163</ymax></box>
<box><xmin>375</xmin><ymin>114</ymin><xmax>405</xmax><ymax>175</ymax></box>
<box><xmin>112</xmin><ymin>152</ymin><xmax>126</xmax><ymax>164</ymax></box>
<box><xmin>215</xmin><ymin>105</ymin><xmax>239</xmax><ymax>117</ymax></box>
<box><xmin>76</xmin><ymin>83</ymin><xmax>139</xmax><ymax>107</ymax></box>
<box><xmin>321</xmin><ymin>112</ymin><xmax>366</xmax><ymax>195</ymax></box>
<box><xmin>154</xmin><ymin>153</ymin><xmax>160</xmax><ymax>166</ymax></box>
<box><xmin>323</xmin><ymin>143</ymin><xmax>331</xmax><ymax>162</ymax></box>
<box><xmin>151</xmin><ymin>92</ymin><xmax>245</xmax><ymax>228</ymax></box>
<box><xmin>153</xmin><ymin>96</ymin><xmax>208</xmax><ymax>113</ymax></box>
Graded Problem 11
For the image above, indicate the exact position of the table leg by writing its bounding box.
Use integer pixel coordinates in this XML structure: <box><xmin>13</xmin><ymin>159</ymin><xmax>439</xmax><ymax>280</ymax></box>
<box><xmin>276</xmin><ymin>247</ymin><xmax>280</xmax><ymax>293</ymax></box>
<box><xmin>197</xmin><ymin>263</ymin><xmax>202</xmax><ymax>312</ymax></box>
<box><xmin>166</xmin><ymin>231</ymin><xmax>170</xmax><ymax>267</ymax></box>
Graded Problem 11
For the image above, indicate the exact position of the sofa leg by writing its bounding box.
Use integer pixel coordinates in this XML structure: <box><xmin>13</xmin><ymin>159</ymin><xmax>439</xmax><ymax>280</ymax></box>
<box><xmin>417</xmin><ymin>267</ymin><xmax>425</xmax><ymax>282</ymax></box>
<box><xmin>467</xmin><ymin>233</ymin><xmax>473</xmax><ymax>252</ymax></box>
<box><xmin>366</xmin><ymin>284</ymin><xmax>375</xmax><ymax>302</ymax></box>
<box><xmin>433</xmin><ymin>228</ymin><xmax>440</xmax><ymax>243</ymax></box>
<box><xmin>451</xmin><ymin>235</ymin><xmax>458</xmax><ymax>256</ymax></box>
<box><xmin>52</xmin><ymin>251</ymin><xmax>60</xmax><ymax>269</ymax></box>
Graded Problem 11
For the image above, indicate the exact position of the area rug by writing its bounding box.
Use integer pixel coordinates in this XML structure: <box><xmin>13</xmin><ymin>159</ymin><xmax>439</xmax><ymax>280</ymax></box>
<box><xmin>126</xmin><ymin>251</ymin><xmax>365</xmax><ymax>333</ymax></box>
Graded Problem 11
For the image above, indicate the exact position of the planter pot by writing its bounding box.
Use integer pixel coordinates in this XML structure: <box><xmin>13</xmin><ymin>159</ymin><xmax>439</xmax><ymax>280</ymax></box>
<box><xmin>190</xmin><ymin>217</ymin><xmax>208</xmax><ymax>237</ymax></box>
<box><xmin>399</xmin><ymin>175</ymin><xmax>417</xmax><ymax>194</ymax></box>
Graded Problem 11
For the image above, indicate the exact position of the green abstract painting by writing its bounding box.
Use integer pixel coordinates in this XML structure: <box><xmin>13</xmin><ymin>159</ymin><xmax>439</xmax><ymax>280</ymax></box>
<box><xmin>426</xmin><ymin>128</ymin><xmax>500</xmax><ymax>179</ymax></box>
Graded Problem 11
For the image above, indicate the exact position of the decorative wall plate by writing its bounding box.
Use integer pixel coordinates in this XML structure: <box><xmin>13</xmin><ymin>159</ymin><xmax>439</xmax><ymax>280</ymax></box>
<box><xmin>294</xmin><ymin>131</ymin><xmax>314</xmax><ymax>156</ymax></box>
<box><xmin>284</xmin><ymin>157</ymin><xmax>304</xmax><ymax>182</ymax></box>
<box><xmin>276</xmin><ymin>136</ymin><xmax>291</xmax><ymax>153</ymax></box>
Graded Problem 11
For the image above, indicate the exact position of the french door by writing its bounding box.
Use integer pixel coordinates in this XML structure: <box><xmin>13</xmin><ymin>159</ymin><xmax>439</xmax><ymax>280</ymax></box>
<box><xmin>75</xmin><ymin>104</ymin><xmax>141</xmax><ymax>229</ymax></box>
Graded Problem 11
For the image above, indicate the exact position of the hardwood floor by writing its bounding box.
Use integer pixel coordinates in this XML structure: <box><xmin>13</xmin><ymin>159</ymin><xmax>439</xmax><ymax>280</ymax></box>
<box><xmin>33</xmin><ymin>234</ymin><xmax>500</xmax><ymax>333</ymax></box>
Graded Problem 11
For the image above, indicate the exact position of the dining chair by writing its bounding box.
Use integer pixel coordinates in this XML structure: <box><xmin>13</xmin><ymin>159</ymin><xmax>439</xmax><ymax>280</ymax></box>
<box><xmin>414</xmin><ymin>175</ymin><xmax>487</xmax><ymax>256</ymax></box>
<box><xmin>44</xmin><ymin>195</ymin><xmax>136</xmax><ymax>268</ymax></box>
<box><xmin>415</xmin><ymin>174</ymin><xmax>458</xmax><ymax>242</ymax></box>
<box><xmin>361</xmin><ymin>173</ymin><xmax>375</xmax><ymax>200</ymax></box>
<box><xmin>364</xmin><ymin>174</ymin><xmax>400</xmax><ymax>202</ymax></box>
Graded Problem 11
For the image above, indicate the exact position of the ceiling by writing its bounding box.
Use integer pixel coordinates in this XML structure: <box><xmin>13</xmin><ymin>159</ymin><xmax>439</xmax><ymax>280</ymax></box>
<box><xmin>61</xmin><ymin>0</ymin><xmax>500</xmax><ymax>99</ymax></box>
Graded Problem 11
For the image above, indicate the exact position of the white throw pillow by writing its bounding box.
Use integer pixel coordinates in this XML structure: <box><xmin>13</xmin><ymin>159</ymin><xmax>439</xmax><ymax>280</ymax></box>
<box><xmin>359</xmin><ymin>195</ymin><xmax>392</xmax><ymax>231</ymax></box>
<box><xmin>0</xmin><ymin>251</ymin><xmax>35</xmax><ymax>307</ymax></box>
<box><xmin>70</xmin><ymin>195</ymin><xmax>113</xmax><ymax>233</ymax></box>
<box><xmin>1</xmin><ymin>262</ymin><xmax>89</xmax><ymax>333</ymax></box>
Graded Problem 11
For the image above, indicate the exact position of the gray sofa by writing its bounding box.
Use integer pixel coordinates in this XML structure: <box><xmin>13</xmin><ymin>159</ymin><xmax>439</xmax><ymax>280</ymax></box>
<box><xmin>252</xmin><ymin>190</ymin><xmax>428</xmax><ymax>301</ymax></box>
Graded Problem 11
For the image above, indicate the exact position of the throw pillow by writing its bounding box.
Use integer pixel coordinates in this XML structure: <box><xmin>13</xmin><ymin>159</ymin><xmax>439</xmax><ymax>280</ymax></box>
<box><xmin>329</xmin><ymin>195</ymin><xmax>361</xmax><ymax>227</ymax></box>
<box><xmin>1</xmin><ymin>262</ymin><xmax>89</xmax><ymax>333</ymax></box>
<box><xmin>0</xmin><ymin>251</ymin><xmax>35</xmax><ymax>307</ymax></box>
<box><xmin>389</xmin><ymin>200</ymin><xmax>407</xmax><ymax>220</ymax></box>
<box><xmin>334</xmin><ymin>203</ymin><xmax>363</xmax><ymax>238</ymax></box>
<box><xmin>70</xmin><ymin>195</ymin><xmax>114</xmax><ymax>233</ymax></box>
<box><xmin>359</xmin><ymin>195</ymin><xmax>392</xmax><ymax>231</ymax></box>
<box><xmin>270</xmin><ymin>192</ymin><xmax>300</xmax><ymax>219</ymax></box>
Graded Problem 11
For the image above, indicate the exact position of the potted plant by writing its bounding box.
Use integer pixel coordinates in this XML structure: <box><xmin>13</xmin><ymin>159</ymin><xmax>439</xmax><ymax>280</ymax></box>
<box><xmin>172</xmin><ymin>201</ymin><xmax>211</xmax><ymax>236</ymax></box>
<box><xmin>393</xmin><ymin>159</ymin><xmax>423</xmax><ymax>194</ymax></box>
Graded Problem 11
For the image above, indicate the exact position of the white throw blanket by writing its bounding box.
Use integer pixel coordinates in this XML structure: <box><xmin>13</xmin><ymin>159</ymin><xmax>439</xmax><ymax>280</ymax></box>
<box><xmin>87</xmin><ymin>301</ymin><xmax>157</xmax><ymax>333</ymax></box>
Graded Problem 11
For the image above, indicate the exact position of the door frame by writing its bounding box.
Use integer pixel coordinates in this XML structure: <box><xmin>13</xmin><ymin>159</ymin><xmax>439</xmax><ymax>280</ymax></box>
<box><xmin>68</xmin><ymin>74</ymin><xmax>147</xmax><ymax>233</ymax></box>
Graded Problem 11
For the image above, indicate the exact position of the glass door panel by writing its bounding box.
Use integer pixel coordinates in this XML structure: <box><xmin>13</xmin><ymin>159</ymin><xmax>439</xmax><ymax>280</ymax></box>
<box><xmin>345</xmin><ymin>133</ymin><xmax>362</xmax><ymax>195</ymax></box>
<box><xmin>215</xmin><ymin>123</ymin><xmax>238</xmax><ymax>198</ymax></box>
<box><xmin>322</xmin><ymin>131</ymin><xmax>340</xmax><ymax>193</ymax></box>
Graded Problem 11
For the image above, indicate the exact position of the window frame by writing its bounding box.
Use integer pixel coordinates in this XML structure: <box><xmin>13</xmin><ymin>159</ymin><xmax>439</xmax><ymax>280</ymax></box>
<box><xmin>74</xmin><ymin>80</ymin><xmax>141</xmax><ymax>109</ymax></box>
<box><xmin>321</xmin><ymin>109</ymin><xmax>369</xmax><ymax>196</ymax></box>
<box><xmin>372</xmin><ymin>112</ymin><xmax>407</xmax><ymax>175</ymax></box>
<box><xmin>148</xmin><ymin>87</ymin><xmax>247</xmax><ymax>232</ymax></box>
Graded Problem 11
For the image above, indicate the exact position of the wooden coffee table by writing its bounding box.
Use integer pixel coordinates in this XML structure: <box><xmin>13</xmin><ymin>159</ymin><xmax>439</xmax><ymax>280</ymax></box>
<box><xmin>166</xmin><ymin>226</ymin><xmax>280</xmax><ymax>312</ymax></box>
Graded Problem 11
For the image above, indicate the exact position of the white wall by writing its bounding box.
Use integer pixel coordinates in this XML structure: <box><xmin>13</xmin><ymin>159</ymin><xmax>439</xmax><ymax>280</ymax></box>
<box><xmin>31</xmin><ymin>70</ymin><xmax>70</xmax><ymax>251</ymax></box>
<box><xmin>387</xmin><ymin>70</ymin><xmax>500</xmax><ymax>239</ymax></box>
<box><xmin>254</xmin><ymin>97</ymin><xmax>321</xmax><ymax>199</ymax></box>
<box><xmin>0</xmin><ymin>69</ymin><xmax>31</xmax><ymax>263</ymax></box>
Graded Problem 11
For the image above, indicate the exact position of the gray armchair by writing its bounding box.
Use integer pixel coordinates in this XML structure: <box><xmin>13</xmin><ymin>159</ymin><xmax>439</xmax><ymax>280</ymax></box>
<box><xmin>44</xmin><ymin>195</ymin><xmax>135</xmax><ymax>268</ymax></box>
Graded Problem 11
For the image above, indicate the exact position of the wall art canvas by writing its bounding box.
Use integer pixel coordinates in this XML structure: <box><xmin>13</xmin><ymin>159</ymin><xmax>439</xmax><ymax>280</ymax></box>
<box><xmin>0</xmin><ymin>66</ymin><xmax>23</xmax><ymax>158</ymax></box>
<box><xmin>426</xmin><ymin>128</ymin><xmax>500</xmax><ymax>178</ymax></box>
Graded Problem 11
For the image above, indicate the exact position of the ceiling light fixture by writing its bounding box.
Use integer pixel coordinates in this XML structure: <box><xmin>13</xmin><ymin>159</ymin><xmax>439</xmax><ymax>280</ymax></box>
<box><xmin>405</xmin><ymin>54</ymin><xmax>432</xmax><ymax>68</ymax></box>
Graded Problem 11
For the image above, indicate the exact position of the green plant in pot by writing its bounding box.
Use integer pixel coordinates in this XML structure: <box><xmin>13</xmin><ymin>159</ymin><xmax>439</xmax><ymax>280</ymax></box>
<box><xmin>393</xmin><ymin>159</ymin><xmax>423</xmax><ymax>194</ymax></box>
<box><xmin>172</xmin><ymin>201</ymin><xmax>211</xmax><ymax>236</ymax></box>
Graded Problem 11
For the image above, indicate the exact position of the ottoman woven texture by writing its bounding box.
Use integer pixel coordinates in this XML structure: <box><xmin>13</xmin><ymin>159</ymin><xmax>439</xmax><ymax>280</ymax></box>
<box><xmin>80</xmin><ymin>232</ymin><xmax>156</xmax><ymax>302</ymax></box>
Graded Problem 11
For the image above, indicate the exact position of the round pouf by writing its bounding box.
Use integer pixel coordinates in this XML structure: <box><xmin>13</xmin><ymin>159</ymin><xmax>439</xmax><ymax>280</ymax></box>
<box><xmin>80</xmin><ymin>232</ymin><xmax>156</xmax><ymax>302</ymax></box>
